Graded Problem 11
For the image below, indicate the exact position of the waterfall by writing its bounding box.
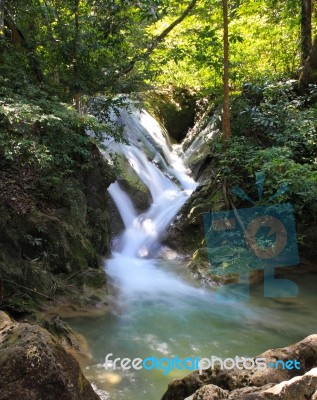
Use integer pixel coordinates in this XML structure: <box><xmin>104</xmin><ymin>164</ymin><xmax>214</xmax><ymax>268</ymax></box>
<box><xmin>76</xmin><ymin>103</ymin><xmax>278</xmax><ymax>400</ymax></box>
<box><xmin>104</xmin><ymin>105</ymin><xmax>201</xmax><ymax>300</ymax></box>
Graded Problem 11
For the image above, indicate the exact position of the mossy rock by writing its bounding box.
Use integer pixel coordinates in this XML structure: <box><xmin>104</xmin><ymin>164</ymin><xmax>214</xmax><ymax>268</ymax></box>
<box><xmin>140</xmin><ymin>88</ymin><xmax>197</xmax><ymax>142</ymax></box>
<box><xmin>80</xmin><ymin>268</ymin><xmax>107</xmax><ymax>289</ymax></box>
<box><xmin>162</xmin><ymin>178</ymin><xmax>225</xmax><ymax>253</ymax></box>
<box><xmin>0</xmin><ymin>144</ymin><xmax>114</xmax><ymax>315</ymax></box>
<box><xmin>0</xmin><ymin>311</ymin><xmax>100</xmax><ymax>400</ymax></box>
<box><xmin>187</xmin><ymin>247</ymin><xmax>239</xmax><ymax>286</ymax></box>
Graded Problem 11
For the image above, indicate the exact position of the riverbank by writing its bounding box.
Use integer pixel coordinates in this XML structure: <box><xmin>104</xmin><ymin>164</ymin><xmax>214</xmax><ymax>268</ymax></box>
<box><xmin>0</xmin><ymin>66</ymin><xmax>116</xmax><ymax>317</ymax></box>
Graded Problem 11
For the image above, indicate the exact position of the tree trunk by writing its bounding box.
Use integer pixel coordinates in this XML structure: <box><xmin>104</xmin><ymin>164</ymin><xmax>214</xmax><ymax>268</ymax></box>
<box><xmin>0</xmin><ymin>0</ymin><xmax>4</xmax><ymax>40</ymax></box>
<box><xmin>72</xmin><ymin>0</ymin><xmax>81</xmax><ymax>112</ymax></box>
<box><xmin>301</xmin><ymin>0</ymin><xmax>312</xmax><ymax>66</ymax></box>
<box><xmin>3</xmin><ymin>6</ymin><xmax>43</xmax><ymax>81</ymax></box>
<box><xmin>298</xmin><ymin>34</ymin><xmax>317</xmax><ymax>92</ymax></box>
<box><xmin>74</xmin><ymin>93</ymin><xmax>81</xmax><ymax>113</ymax></box>
<box><xmin>222</xmin><ymin>0</ymin><xmax>231</xmax><ymax>140</ymax></box>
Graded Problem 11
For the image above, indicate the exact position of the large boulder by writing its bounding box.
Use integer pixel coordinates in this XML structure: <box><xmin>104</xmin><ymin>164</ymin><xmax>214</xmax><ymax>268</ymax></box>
<box><xmin>162</xmin><ymin>178</ymin><xmax>224</xmax><ymax>254</ymax></box>
<box><xmin>0</xmin><ymin>311</ymin><xmax>100</xmax><ymax>400</ymax></box>
<box><xmin>229</xmin><ymin>367</ymin><xmax>317</xmax><ymax>399</ymax></box>
<box><xmin>162</xmin><ymin>334</ymin><xmax>317</xmax><ymax>400</ymax></box>
<box><xmin>185</xmin><ymin>368</ymin><xmax>317</xmax><ymax>399</ymax></box>
<box><xmin>187</xmin><ymin>384</ymin><xmax>229</xmax><ymax>400</ymax></box>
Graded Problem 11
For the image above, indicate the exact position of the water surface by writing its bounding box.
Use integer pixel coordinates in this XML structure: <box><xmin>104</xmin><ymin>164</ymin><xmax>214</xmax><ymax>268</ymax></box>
<box><xmin>68</xmin><ymin>263</ymin><xmax>317</xmax><ymax>400</ymax></box>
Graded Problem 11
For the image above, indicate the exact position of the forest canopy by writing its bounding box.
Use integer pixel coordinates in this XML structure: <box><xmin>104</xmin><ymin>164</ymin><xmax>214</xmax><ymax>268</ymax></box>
<box><xmin>1</xmin><ymin>0</ymin><xmax>315</xmax><ymax>103</ymax></box>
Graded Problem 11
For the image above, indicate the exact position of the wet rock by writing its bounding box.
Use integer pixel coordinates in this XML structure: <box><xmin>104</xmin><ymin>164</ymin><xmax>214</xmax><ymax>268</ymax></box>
<box><xmin>162</xmin><ymin>178</ymin><xmax>224</xmax><ymax>254</ymax></box>
<box><xmin>161</xmin><ymin>335</ymin><xmax>317</xmax><ymax>400</ymax></box>
<box><xmin>187</xmin><ymin>247</ymin><xmax>239</xmax><ymax>286</ymax></box>
<box><xmin>161</xmin><ymin>371</ymin><xmax>206</xmax><ymax>400</ymax></box>
<box><xmin>191</xmin><ymin>384</ymin><xmax>229</xmax><ymax>400</ymax></box>
<box><xmin>229</xmin><ymin>367</ymin><xmax>317</xmax><ymax>399</ymax></box>
<box><xmin>140</xmin><ymin>88</ymin><xmax>197</xmax><ymax>143</ymax></box>
<box><xmin>0</xmin><ymin>311</ymin><xmax>100</xmax><ymax>400</ymax></box>
<box><xmin>117</xmin><ymin>178</ymin><xmax>151</xmax><ymax>213</ymax></box>
<box><xmin>108</xmin><ymin>156</ymin><xmax>152</xmax><ymax>239</ymax></box>
<box><xmin>186</xmin><ymin>245</ymin><xmax>264</xmax><ymax>288</ymax></box>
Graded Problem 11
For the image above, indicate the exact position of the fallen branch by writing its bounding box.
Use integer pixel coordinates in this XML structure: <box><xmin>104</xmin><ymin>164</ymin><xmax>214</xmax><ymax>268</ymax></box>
<box><xmin>3</xmin><ymin>279</ymin><xmax>54</xmax><ymax>301</ymax></box>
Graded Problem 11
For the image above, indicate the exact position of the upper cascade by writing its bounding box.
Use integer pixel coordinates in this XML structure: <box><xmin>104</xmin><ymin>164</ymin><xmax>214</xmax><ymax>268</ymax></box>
<box><xmin>104</xmin><ymin>103</ymin><xmax>200</xmax><ymax>299</ymax></box>
<box><xmin>106</xmin><ymin>103</ymin><xmax>198</xmax><ymax>259</ymax></box>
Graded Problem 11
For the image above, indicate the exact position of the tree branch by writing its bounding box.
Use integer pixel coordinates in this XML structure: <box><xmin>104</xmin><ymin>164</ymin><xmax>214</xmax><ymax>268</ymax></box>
<box><xmin>123</xmin><ymin>0</ymin><xmax>198</xmax><ymax>74</ymax></box>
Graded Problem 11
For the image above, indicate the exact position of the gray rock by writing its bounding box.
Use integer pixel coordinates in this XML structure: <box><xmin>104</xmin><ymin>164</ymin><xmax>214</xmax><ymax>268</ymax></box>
<box><xmin>193</xmin><ymin>384</ymin><xmax>229</xmax><ymax>400</ymax></box>
<box><xmin>179</xmin><ymin>367</ymin><xmax>317</xmax><ymax>400</ymax></box>
<box><xmin>161</xmin><ymin>334</ymin><xmax>317</xmax><ymax>400</ymax></box>
<box><xmin>161</xmin><ymin>371</ymin><xmax>207</xmax><ymax>400</ymax></box>
<box><xmin>0</xmin><ymin>311</ymin><xmax>100</xmax><ymax>400</ymax></box>
<box><xmin>229</xmin><ymin>367</ymin><xmax>317</xmax><ymax>399</ymax></box>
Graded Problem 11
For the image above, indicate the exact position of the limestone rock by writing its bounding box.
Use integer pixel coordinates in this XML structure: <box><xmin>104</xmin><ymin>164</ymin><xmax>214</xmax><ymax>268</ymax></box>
<box><xmin>0</xmin><ymin>311</ymin><xmax>100</xmax><ymax>400</ymax></box>
<box><xmin>161</xmin><ymin>371</ymin><xmax>206</xmax><ymax>400</ymax></box>
<box><xmin>192</xmin><ymin>384</ymin><xmax>229</xmax><ymax>400</ymax></box>
<box><xmin>229</xmin><ymin>367</ymin><xmax>317</xmax><ymax>399</ymax></box>
<box><xmin>161</xmin><ymin>334</ymin><xmax>317</xmax><ymax>400</ymax></box>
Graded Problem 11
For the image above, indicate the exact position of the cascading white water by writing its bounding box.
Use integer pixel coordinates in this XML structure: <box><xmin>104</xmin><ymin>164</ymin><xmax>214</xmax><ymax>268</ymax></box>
<box><xmin>105</xmin><ymin>105</ymin><xmax>202</xmax><ymax>300</ymax></box>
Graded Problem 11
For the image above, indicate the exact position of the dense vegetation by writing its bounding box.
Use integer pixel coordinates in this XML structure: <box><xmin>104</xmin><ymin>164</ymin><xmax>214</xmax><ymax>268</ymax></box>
<box><xmin>0</xmin><ymin>52</ymin><xmax>114</xmax><ymax>313</ymax></box>
<box><xmin>216</xmin><ymin>79</ymin><xmax>317</xmax><ymax>258</ymax></box>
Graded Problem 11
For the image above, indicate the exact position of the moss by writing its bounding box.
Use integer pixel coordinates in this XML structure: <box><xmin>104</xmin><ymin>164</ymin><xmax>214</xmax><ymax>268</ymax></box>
<box><xmin>140</xmin><ymin>88</ymin><xmax>197</xmax><ymax>143</ymax></box>
<box><xmin>0</xmin><ymin>143</ymin><xmax>114</xmax><ymax>316</ymax></box>
<box><xmin>117</xmin><ymin>155</ymin><xmax>149</xmax><ymax>194</ymax></box>
<box><xmin>80</xmin><ymin>269</ymin><xmax>107</xmax><ymax>289</ymax></box>
<box><xmin>163</xmin><ymin>177</ymin><xmax>225</xmax><ymax>253</ymax></box>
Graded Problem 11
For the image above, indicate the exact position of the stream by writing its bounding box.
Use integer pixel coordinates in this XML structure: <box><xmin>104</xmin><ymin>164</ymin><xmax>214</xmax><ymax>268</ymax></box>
<box><xmin>68</xmin><ymin>105</ymin><xmax>317</xmax><ymax>400</ymax></box>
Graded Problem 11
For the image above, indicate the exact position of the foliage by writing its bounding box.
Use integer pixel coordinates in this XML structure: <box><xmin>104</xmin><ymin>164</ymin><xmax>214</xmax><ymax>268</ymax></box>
<box><xmin>0</xmin><ymin>90</ymin><xmax>90</xmax><ymax>172</ymax></box>
<box><xmin>5</xmin><ymin>0</ymin><xmax>145</xmax><ymax>97</ymax></box>
<box><xmin>87</xmin><ymin>96</ymin><xmax>130</xmax><ymax>144</ymax></box>
<box><xmin>1</xmin><ymin>0</ymin><xmax>307</xmax><ymax>99</ymax></box>
<box><xmin>2</xmin><ymin>0</ymin><xmax>208</xmax><ymax>100</ymax></box>
<box><xmin>0</xmin><ymin>48</ymin><xmax>127</xmax><ymax>173</ymax></box>
<box><xmin>146</xmin><ymin>0</ymin><xmax>302</xmax><ymax>94</ymax></box>
<box><xmin>213</xmin><ymin>80</ymin><xmax>317</xmax><ymax>227</ymax></box>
